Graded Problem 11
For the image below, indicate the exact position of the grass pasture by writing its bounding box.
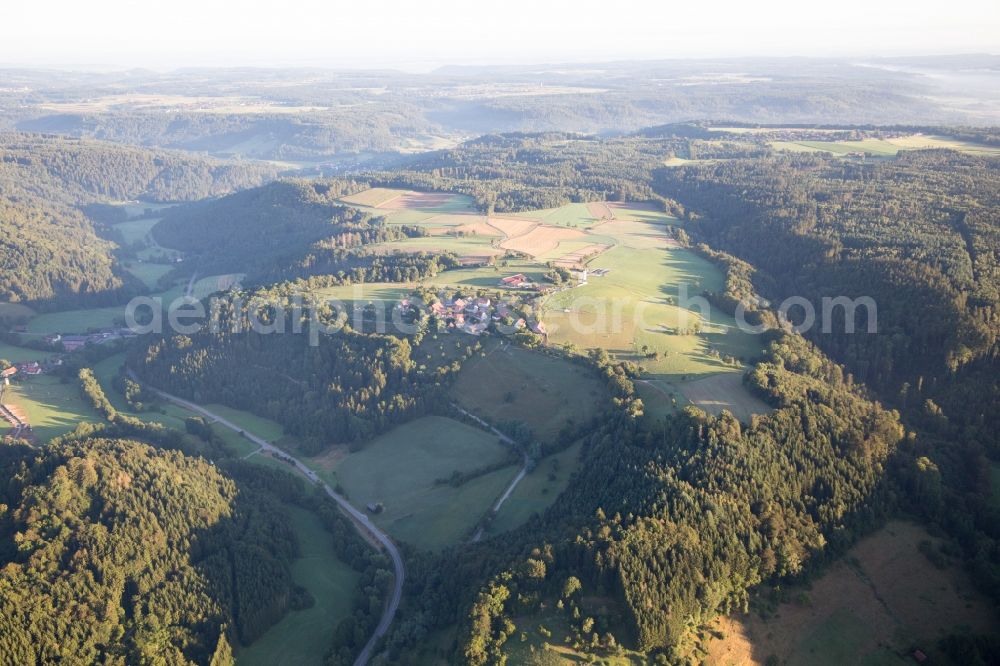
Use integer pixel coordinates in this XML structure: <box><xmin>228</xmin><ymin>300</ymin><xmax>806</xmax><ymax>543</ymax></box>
<box><xmin>489</xmin><ymin>440</ymin><xmax>584</xmax><ymax>534</ymax></box>
<box><xmin>542</xmin><ymin>244</ymin><xmax>762</xmax><ymax>378</ymax></box>
<box><xmin>676</xmin><ymin>372</ymin><xmax>771</xmax><ymax>422</ymax></box>
<box><xmin>449</xmin><ymin>340</ymin><xmax>606</xmax><ymax>443</ymax></box>
<box><xmin>0</xmin><ymin>375</ymin><xmax>101</xmax><ymax>442</ymax></box>
<box><xmin>697</xmin><ymin>521</ymin><xmax>1000</xmax><ymax>665</ymax></box>
<box><xmin>113</xmin><ymin>217</ymin><xmax>162</xmax><ymax>244</ymax></box>
<box><xmin>238</xmin><ymin>505</ymin><xmax>360</xmax><ymax>666</ymax></box>
<box><xmin>124</xmin><ymin>261</ymin><xmax>173</xmax><ymax>288</ymax></box>
<box><xmin>203</xmin><ymin>402</ymin><xmax>285</xmax><ymax>442</ymax></box>
<box><xmin>0</xmin><ymin>302</ymin><xmax>36</xmax><ymax>322</ymax></box>
<box><xmin>326</xmin><ymin>415</ymin><xmax>518</xmax><ymax>550</ymax></box>
<box><xmin>0</xmin><ymin>341</ymin><xmax>47</xmax><ymax>363</ymax></box>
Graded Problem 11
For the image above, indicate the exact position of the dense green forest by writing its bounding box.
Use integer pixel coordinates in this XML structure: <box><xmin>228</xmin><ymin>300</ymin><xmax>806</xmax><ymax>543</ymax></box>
<box><xmin>0</xmin><ymin>437</ymin><xmax>304</xmax><ymax>663</ymax></box>
<box><xmin>0</xmin><ymin>133</ymin><xmax>276</xmax><ymax>204</ymax></box>
<box><xmin>130</xmin><ymin>285</ymin><xmax>468</xmax><ymax>454</ymax></box>
<box><xmin>0</xmin><ymin>194</ymin><xmax>133</xmax><ymax>306</ymax></box>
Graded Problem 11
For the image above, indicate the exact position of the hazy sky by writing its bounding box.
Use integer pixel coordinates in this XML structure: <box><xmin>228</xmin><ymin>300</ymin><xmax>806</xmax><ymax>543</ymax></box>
<box><xmin>4</xmin><ymin>0</ymin><xmax>999</xmax><ymax>70</ymax></box>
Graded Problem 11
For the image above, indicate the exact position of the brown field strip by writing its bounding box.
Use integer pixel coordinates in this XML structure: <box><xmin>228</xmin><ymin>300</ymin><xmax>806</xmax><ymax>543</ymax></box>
<box><xmin>586</xmin><ymin>201</ymin><xmax>615</xmax><ymax>220</ymax></box>
<box><xmin>377</xmin><ymin>191</ymin><xmax>457</xmax><ymax>209</ymax></box>
<box><xmin>500</xmin><ymin>226</ymin><xmax>587</xmax><ymax>257</ymax></box>
<box><xmin>487</xmin><ymin>216</ymin><xmax>538</xmax><ymax>239</ymax></box>
<box><xmin>552</xmin><ymin>243</ymin><xmax>613</xmax><ymax>267</ymax></box>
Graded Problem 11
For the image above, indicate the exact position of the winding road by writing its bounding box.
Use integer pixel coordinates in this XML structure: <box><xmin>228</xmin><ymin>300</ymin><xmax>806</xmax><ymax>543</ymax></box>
<box><xmin>129</xmin><ymin>375</ymin><xmax>403</xmax><ymax>666</ymax></box>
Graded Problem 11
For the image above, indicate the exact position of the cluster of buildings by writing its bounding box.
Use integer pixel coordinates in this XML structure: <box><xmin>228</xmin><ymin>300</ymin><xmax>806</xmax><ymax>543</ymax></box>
<box><xmin>2</xmin><ymin>357</ymin><xmax>64</xmax><ymax>380</ymax></box>
<box><xmin>44</xmin><ymin>328</ymin><xmax>136</xmax><ymax>351</ymax></box>
<box><xmin>400</xmin><ymin>293</ymin><xmax>546</xmax><ymax>338</ymax></box>
<box><xmin>428</xmin><ymin>295</ymin><xmax>498</xmax><ymax>335</ymax></box>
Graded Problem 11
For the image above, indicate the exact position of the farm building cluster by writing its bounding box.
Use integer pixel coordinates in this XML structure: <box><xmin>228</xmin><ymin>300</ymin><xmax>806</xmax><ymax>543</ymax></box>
<box><xmin>43</xmin><ymin>328</ymin><xmax>137</xmax><ymax>351</ymax></box>
<box><xmin>399</xmin><ymin>292</ymin><xmax>546</xmax><ymax>338</ymax></box>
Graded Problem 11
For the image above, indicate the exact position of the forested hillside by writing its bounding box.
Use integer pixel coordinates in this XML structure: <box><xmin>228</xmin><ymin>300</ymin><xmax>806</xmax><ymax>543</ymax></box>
<box><xmin>0</xmin><ymin>195</ymin><xmax>131</xmax><ymax>305</ymax></box>
<box><xmin>388</xmin><ymin>334</ymin><xmax>905</xmax><ymax>662</ymax></box>
<box><xmin>131</xmin><ymin>286</ymin><xmax>463</xmax><ymax>453</ymax></box>
<box><xmin>375</xmin><ymin>132</ymin><xmax>687</xmax><ymax>213</ymax></box>
<box><xmin>0</xmin><ymin>133</ymin><xmax>277</xmax><ymax>307</ymax></box>
<box><xmin>0</xmin><ymin>437</ymin><xmax>321</xmax><ymax>663</ymax></box>
<box><xmin>153</xmin><ymin>178</ymin><xmax>457</xmax><ymax>281</ymax></box>
<box><xmin>0</xmin><ymin>133</ymin><xmax>277</xmax><ymax>203</ymax></box>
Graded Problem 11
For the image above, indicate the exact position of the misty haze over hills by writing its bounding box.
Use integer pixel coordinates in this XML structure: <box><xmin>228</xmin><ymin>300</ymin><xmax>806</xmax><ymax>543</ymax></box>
<box><xmin>2</xmin><ymin>55</ymin><xmax>997</xmax><ymax>162</ymax></box>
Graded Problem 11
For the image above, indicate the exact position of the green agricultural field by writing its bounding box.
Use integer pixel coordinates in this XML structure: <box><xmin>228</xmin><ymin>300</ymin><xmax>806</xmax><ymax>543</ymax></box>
<box><xmin>0</xmin><ymin>302</ymin><xmax>36</xmax><ymax>322</ymax></box>
<box><xmin>120</xmin><ymin>201</ymin><xmax>175</xmax><ymax>218</ymax></box>
<box><xmin>426</xmin><ymin>261</ymin><xmax>549</xmax><ymax>291</ymax></box>
<box><xmin>374</xmin><ymin>234</ymin><xmax>500</xmax><ymax>260</ymax></box>
<box><xmin>24</xmin><ymin>282</ymin><xmax>188</xmax><ymax>337</ymax></box>
<box><xmin>0</xmin><ymin>341</ymin><xmax>48</xmax><ymax>363</ymax></box>
<box><xmin>238</xmin><ymin>505</ymin><xmax>360</xmax><ymax>666</ymax></box>
<box><xmin>26</xmin><ymin>305</ymin><xmax>130</xmax><ymax>336</ymax></box>
<box><xmin>489</xmin><ymin>440</ymin><xmax>584</xmax><ymax>534</ymax></box>
<box><xmin>328</xmin><ymin>415</ymin><xmax>518</xmax><ymax>550</ymax></box>
<box><xmin>449</xmin><ymin>341</ymin><xmax>605</xmax><ymax>443</ymax></box>
<box><xmin>542</xmin><ymin>244</ymin><xmax>762</xmax><ymax>377</ymax></box>
<box><xmin>113</xmin><ymin>217</ymin><xmax>162</xmax><ymax>244</ymax></box>
<box><xmin>190</xmin><ymin>273</ymin><xmax>245</xmax><ymax>299</ymax></box>
<box><xmin>0</xmin><ymin>375</ymin><xmax>101</xmax><ymax>442</ymax></box>
<box><xmin>124</xmin><ymin>261</ymin><xmax>173</xmax><ymax>288</ymax></box>
<box><xmin>212</xmin><ymin>424</ymin><xmax>262</xmax><ymax>458</ymax></box>
<box><xmin>521</xmin><ymin>202</ymin><xmax>601</xmax><ymax>228</ymax></box>
<box><xmin>19</xmin><ymin>276</ymin><xmax>241</xmax><ymax>339</ymax></box>
<box><xmin>203</xmin><ymin>402</ymin><xmax>285</xmax><ymax>442</ymax></box>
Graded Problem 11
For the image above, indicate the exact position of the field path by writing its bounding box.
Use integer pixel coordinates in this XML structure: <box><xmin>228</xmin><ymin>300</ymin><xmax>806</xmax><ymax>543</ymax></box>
<box><xmin>452</xmin><ymin>403</ymin><xmax>530</xmax><ymax>542</ymax></box>
<box><xmin>128</xmin><ymin>374</ymin><xmax>403</xmax><ymax>666</ymax></box>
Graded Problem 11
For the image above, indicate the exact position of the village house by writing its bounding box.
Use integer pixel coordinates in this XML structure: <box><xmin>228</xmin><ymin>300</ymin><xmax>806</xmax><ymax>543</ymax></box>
<box><xmin>15</xmin><ymin>361</ymin><xmax>43</xmax><ymax>376</ymax></box>
<box><xmin>1</xmin><ymin>367</ymin><xmax>17</xmax><ymax>379</ymax></box>
<box><xmin>530</xmin><ymin>320</ymin><xmax>547</xmax><ymax>336</ymax></box>
<box><xmin>499</xmin><ymin>273</ymin><xmax>528</xmax><ymax>288</ymax></box>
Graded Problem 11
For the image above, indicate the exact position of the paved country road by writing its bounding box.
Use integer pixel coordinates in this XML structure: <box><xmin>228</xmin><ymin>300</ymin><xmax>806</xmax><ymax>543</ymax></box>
<box><xmin>129</xmin><ymin>374</ymin><xmax>403</xmax><ymax>666</ymax></box>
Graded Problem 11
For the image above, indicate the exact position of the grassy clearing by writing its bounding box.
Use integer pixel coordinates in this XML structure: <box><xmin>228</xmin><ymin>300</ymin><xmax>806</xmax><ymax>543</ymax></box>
<box><xmin>374</xmin><ymin>234</ymin><xmax>502</xmax><ymax>261</ymax></box>
<box><xmin>211</xmin><ymin>424</ymin><xmax>261</xmax><ymax>457</ymax></box>
<box><xmin>0</xmin><ymin>302</ymin><xmax>36</xmax><ymax>321</ymax></box>
<box><xmin>90</xmin><ymin>353</ymin><xmax>191</xmax><ymax>430</ymax></box>
<box><xmin>505</xmin><ymin>600</ymin><xmax>646</xmax><ymax>665</ymax></box>
<box><xmin>190</xmin><ymin>273</ymin><xmax>245</xmax><ymax>299</ymax></box>
<box><xmin>0</xmin><ymin>341</ymin><xmax>48</xmax><ymax>363</ymax></box>
<box><xmin>449</xmin><ymin>340</ymin><xmax>605</xmax><ymax>443</ymax></box>
<box><xmin>124</xmin><ymin>262</ymin><xmax>173</xmax><ymax>288</ymax></box>
<box><xmin>203</xmin><ymin>403</ymin><xmax>285</xmax><ymax>442</ymax></box>
<box><xmin>237</xmin><ymin>505</ymin><xmax>360</xmax><ymax>666</ymax></box>
<box><xmin>676</xmin><ymin>372</ymin><xmax>771</xmax><ymax>422</ymax></box>
<box><xmin>489</xmin><ymin>440</ymin><xmax>584</xmax><ymax>534</ymax></box>
<box><xmin>697</xmin><ymin>521</ymin><xmax>1000</xmax><ymax>665</ymax></box>
<box><xmin>24</xmin><ymin>282</ymin><xmax>187</xmax><ymax>336</ymax></box>
<box><xmin>327</xmin><ymin>415</ymin><xmax>517</xmax><ymax>550</ymax></box>
<box><xmin>0</xmin><ymin>375</ymin><xmax>101</xmax><ymax>442</ymax></box>
<box><xmin>113</xmin><ymin>217</ymin><xmax>162</xmax><ymax>244</ymax></box>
